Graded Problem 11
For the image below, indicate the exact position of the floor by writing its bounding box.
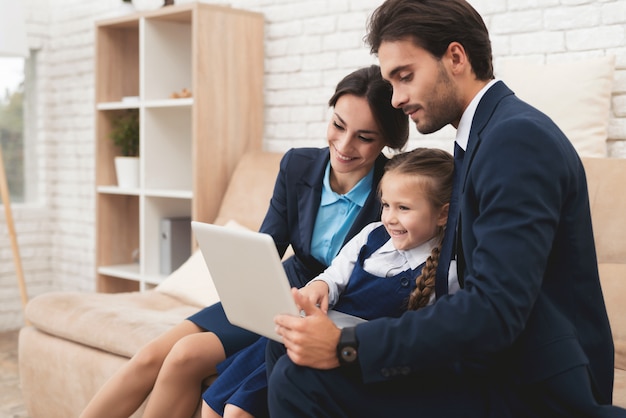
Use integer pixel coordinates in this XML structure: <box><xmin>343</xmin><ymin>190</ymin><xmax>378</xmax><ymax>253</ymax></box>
<box><xmin>0</xmin><ymin>329</ymin><xmax>29</xmax><ymax>418</ymax></box>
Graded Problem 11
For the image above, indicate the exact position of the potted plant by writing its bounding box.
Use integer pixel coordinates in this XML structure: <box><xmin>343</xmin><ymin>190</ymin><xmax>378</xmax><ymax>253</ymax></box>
<box><xmin>110</xmin><ymin>109</ymin><xmax>139</xmax><ymax>189</ymax></box>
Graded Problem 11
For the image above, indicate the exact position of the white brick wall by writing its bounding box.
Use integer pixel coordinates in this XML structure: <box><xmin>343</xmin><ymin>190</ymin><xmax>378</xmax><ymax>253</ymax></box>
<box><xmin>0</xmin><ymin>0</ymin><xmax>624</xmax><ymax>331</ymax></box>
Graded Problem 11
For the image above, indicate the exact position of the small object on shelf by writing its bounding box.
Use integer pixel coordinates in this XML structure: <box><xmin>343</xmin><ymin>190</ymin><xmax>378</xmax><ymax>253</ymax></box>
<box><xmin>169</xmin><ymin>87</ymin><xmax>192</xmax><ymax>99</ymax></box>
<box><xmin>114</xmin><ymin>156</ymin><xmax>140</xmax><ymax>189</ymax></box>
<box><xmin>160</xmin><ymin>217</ymin><xmax>192</xmax><ymax>274</ymax></box>
<box><xmin>132</xmin><ymin>247</ymin><xmax>140</xmax><ymax>263</ymax></box>
<box><xmin>121</xmin><ymin>96</ymin><xmax>140</xmax><ymax>103</ymax></box>
<box><xmin>132</xmin><ymin>0</ymin><xmax>165</xmax><ymax>11</ymax></box>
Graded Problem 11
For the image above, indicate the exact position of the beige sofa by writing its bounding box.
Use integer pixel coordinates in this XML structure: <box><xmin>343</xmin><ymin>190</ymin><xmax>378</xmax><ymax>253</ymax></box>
<box><xmin>583</xmin><ymin>157</ymin><xmax>626</xmax><ymax>408</ymax></box>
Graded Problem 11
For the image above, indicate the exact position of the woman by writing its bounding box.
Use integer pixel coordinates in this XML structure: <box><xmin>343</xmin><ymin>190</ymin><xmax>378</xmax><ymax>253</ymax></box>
<box><xmin>79</xmin><ymin>64</ymin><xmax>409</xmax><ymax>418</ymax></box>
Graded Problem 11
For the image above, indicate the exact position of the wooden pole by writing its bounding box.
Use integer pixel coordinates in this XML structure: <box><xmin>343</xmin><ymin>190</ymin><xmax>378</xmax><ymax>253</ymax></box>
<box><xmin>0</xmin><ymin>145</ymin><xmax>29</xmax><ymax>323</ymax></box>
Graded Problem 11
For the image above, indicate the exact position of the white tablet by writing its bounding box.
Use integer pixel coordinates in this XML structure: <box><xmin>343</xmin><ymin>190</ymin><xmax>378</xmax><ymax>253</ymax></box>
<box><xmin>191</xmin><ymin>221</ymin><xmax>365</xmax><ymax>342</ymax></box>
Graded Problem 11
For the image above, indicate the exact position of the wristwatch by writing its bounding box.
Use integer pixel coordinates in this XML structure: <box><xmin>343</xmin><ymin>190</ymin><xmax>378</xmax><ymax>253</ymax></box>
<box><xmin>337</xmin><ymin>326</ymin><xmax>359</xmax><ymax>367</ymax></box>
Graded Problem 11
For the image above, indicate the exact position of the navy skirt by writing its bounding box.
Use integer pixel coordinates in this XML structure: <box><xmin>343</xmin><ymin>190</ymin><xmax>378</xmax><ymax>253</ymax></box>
<box><xmin>186</xmin><ymin>302</ymin><xmax>260</xmax><ymax>357</ymax></box>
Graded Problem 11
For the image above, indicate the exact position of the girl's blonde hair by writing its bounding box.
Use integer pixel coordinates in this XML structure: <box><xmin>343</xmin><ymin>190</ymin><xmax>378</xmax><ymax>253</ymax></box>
<box><xmin>380</xmin><ymin>147</ymin><xmax>454</xmax><ymax>310</ymax></box>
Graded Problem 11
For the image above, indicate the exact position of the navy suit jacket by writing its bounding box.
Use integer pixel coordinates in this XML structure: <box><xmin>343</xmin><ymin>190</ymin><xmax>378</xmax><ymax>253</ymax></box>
<box><xmin>259</xmin><ymin>147</ymin><xmax>388</xmax><ymax>288</ymax></box>
<box><xmin>355</xmin><ymin>82</ymin><xmax>615</xmax><ymax>402</ymax></box>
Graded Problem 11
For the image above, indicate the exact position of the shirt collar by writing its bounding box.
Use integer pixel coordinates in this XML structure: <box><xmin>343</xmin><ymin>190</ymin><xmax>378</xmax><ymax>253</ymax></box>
<box><xmin>378</xmin><ymin>235</ymin><xmax>439</xmax><ymax>270</ymax></box>
<box><xmin>320</xmin><ymin>162</ymin><xmax>373</xmax><ymax>207</ymax></box>
<box><xmin>455</xmin><ymin>79</ymin><xmax>498</xmax><ymax>152</ymax></box>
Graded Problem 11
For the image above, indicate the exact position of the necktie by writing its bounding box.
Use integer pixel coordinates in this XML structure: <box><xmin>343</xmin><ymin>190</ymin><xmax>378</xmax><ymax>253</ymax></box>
<box><xmin>435</xmin><ymin>142</ymin><xmax>465</xmax><ymax>298</ymax></box>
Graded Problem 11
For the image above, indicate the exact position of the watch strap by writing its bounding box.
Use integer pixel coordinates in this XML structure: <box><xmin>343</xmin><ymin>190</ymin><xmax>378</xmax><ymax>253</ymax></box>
<box><xmin>337</xmin><ymin>326</ymin><xmax>359</xmax><ymax>367</ymax></box>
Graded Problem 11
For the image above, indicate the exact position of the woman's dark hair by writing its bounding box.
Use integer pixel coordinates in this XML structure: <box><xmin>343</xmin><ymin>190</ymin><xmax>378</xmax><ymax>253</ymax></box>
<box><xmin>329</xmin><ymin>65</ymin><xmax>409</xmax><ymax>151</ymax></box>
<box><xmin>380</xmin><ymin>147</ymin><xmax>454</xmax><ymax>310</ymax></box>
<box><xmin>366</xmin><ymin>0</ymin><xmax>494</xmax><ymax>81</ymax></box>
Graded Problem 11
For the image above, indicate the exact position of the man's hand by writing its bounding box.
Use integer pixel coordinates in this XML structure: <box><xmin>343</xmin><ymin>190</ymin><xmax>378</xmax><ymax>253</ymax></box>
<box><xmin>274</xmin><ymin>288</ymin><xmax>341</xmax><ymax>369</ymax></box>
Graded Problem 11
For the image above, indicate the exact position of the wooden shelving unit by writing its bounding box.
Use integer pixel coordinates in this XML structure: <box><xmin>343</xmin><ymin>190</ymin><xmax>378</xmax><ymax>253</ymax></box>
<box><xmin>95</xmin><ymin>3</ymin><xmax>264</xmax><ymax>292</ymax></box>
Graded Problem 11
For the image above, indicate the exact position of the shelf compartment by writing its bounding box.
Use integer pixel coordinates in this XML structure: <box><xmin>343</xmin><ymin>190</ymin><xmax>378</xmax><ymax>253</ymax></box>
<box><xmin>96</xmin><ymin>193</ymin><xmax>139</xmax><ymax>292</ymax></box>
<box><xmin>96</xmin><ymin>109</ymin><xmax>141</xmax><ymax>188</ymax></box>
<box><xmin>143</xmin><ymin>106</ymin><xmax>192</xmax><ymax>192</ymax></box>
<box><xmin>142</xmin><ymin>17</ymin><xmax>192</xmax><ymax>102</ymax></box>
<box><xmin>96</xmin><ymin>194</ymin><xmax>139</xmax><ymax>263</ymax></box>
<box><xmin>142</xmin><ymin>196</ymin><xmax>192</xmax><ymax>279</ymax></box>
<box><xmin>95</xmin><ymin>20</ymin><xmax>139</xmax><ymax>103</ymax></box>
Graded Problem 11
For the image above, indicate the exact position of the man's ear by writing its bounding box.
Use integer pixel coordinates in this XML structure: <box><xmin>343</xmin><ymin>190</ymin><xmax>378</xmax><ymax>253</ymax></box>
<box><xmin>446</xmin><ymin>42</ymin><xmax>468</xmax><ymax>75</ymax></box>
<box><xmin>438</xmin><ymin>202</ymin><xmax>450</xmax><ymax>226</ymax></box>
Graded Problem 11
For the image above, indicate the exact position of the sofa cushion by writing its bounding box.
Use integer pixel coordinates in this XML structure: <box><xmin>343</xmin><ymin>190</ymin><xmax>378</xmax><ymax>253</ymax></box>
<box><xmin>598</xmin><ymin>263</ymin><xmax>626</xmax><ymax>371</ymax></box>
<box><xmin>25</xmin><ymin>291</ymin><xmax>198</xmax><ymax>358</ymax></box>
<box><xmin>498</xmin><ymin>56</ymin><xmax>614</xmax><ymax>158</ymax></box>
<box><xmin>154</xmin><ymin>250</ymin><xmax>219</xmax><ymax>308</ymax></box>
<box><xmin>615</xmin><ymin>368</ymin><xmax>626</xmax><ymax>409</ymax></box>
<box><xmin>583</xmin><ymin>157</ymin><xmax>626</xmax><ymax>265</ymax></box>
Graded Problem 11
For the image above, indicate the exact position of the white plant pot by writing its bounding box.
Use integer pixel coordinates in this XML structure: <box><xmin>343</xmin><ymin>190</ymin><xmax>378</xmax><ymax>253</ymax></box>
<box><xmin>114</xmin><ymin>156</ymin><xmax>140</xmax><ymax>189</ymax></box>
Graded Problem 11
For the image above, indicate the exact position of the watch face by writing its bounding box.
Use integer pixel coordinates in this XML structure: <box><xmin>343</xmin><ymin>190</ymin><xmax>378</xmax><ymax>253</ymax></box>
<box><xmin>341</xmin><ymin>346</ymin><xmax>357</xmax><ymax>363</ymax></box>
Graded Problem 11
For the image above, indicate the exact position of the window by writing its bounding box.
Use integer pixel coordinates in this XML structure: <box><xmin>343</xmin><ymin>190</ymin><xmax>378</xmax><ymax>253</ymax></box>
<box><xmin>0</xmin><ymin>53</ymin><xmax>36</xmax><ymax>204</ymax></box>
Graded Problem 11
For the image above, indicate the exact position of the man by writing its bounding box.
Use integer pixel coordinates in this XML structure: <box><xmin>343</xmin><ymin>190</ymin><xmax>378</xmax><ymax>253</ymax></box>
<box><xmin>266</xmin><ymin>0</ymin><xmax>624</xmax><ymax>416</ymax></box>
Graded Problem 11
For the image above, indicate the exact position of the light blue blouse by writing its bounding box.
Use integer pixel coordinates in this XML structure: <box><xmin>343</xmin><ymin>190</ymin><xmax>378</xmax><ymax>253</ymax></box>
<box><xmin>309</xmin><ymin>162</ymin><xmax>373</xmax><ymax>266</ymax></box>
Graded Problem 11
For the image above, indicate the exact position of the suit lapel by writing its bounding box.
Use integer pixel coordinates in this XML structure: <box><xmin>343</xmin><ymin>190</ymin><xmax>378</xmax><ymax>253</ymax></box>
<box><xmin>463</xmin><ymin>81</ymin><xmax>515</xmax><ymax>189</ymax></box>
<box><xmin>456</xmin><ymin>81</ymin><xmax>515</xmax><ymax>284</ymax></box>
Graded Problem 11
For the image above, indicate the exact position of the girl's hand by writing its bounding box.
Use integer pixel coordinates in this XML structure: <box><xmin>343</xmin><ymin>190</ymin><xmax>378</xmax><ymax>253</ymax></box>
<box><xmin>298</xmin><ymin>280</ymin><xmax>330</xmax><ymax>313</ymax></box>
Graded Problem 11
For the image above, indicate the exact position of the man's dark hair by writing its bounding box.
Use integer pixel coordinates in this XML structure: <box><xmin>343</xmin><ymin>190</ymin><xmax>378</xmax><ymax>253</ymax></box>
<box><xmin>366</xmin><ymin>0</ymin><xmax>494</xmax><ymax>81</ymax></box>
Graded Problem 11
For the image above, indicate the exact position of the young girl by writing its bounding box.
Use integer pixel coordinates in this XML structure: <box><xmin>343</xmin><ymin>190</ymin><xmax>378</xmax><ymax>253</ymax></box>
<box><xmin>202</xmin><ymin>147</ymin><xmax>455</xmax><ymax>418</ymax></box>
